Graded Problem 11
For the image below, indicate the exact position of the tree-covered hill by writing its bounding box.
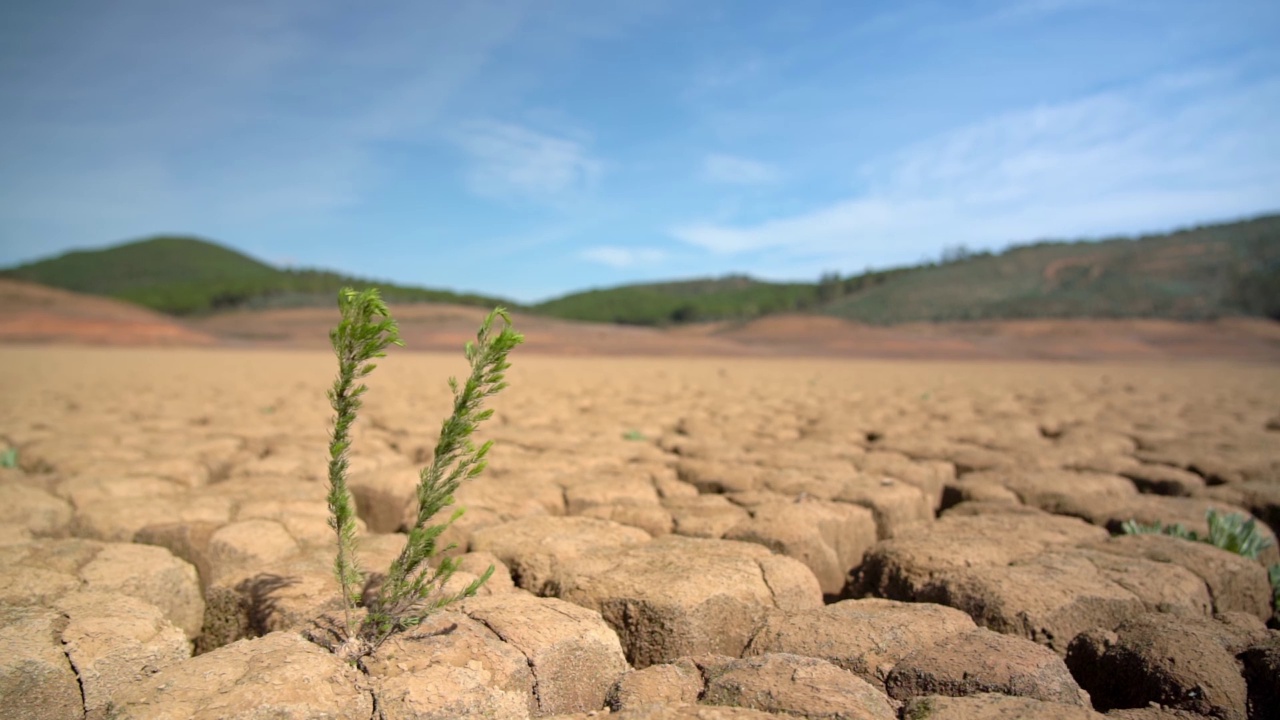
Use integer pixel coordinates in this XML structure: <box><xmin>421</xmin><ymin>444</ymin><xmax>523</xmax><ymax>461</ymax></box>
<box><xmin>0</xmin><ymin>236</ymin><xmax>516</xmax><ymax>315</ymax></box>
<box><xmin>533</xmin><ymin>214</ymin><xmax>1279</xmax><ymax>326</ymax></box>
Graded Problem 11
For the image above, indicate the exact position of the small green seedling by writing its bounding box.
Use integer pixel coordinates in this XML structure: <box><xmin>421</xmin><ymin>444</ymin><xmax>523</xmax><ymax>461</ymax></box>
<box><xmin>324</xmin><ymin>287</ymin><xmax>523</xmax><ymax>662</ymax></box>
<box><xmin>622</xmin><ymin>429</ymin><xmax>647</xmax><ymax>441</ymax></box>
<box><xmin>0</xmin><ymin>447</ymin><xmax>18</xmax><ymax>469</ymax></box>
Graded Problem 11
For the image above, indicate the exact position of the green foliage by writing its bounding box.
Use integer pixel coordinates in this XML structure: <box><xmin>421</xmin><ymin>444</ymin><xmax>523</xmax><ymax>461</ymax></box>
<box><xmin>822</xmin><ymin>214</ymin><xmax>1280</xmax><ymax>324</ymax></box>
<box><xmin>533</xmin><ymin>275</ymin><xmax>821</xmax><ymax>326</ymax></box>
<box><xmin>1121</xmin><ymin>508</ymin><xmax>1280</xmax><ymax>613</ymax></box>
<box><xmin>0</xmin><ymin>447</ymin><xmax>17</xmax><ymax>469</ymax></box>
<box><xmin>531</xmin><ymin>214</ymin><xmax>1280</xmax><ymax>326</ymax></box>
<box><xmin>622</xmin><ymin>429</ymin><xmax>647</xmax><ymax>441</ymax></box>
<box><xmin>323</xmin><ymin>287</ymin><xmax>522</xmax><ymax>662</ymax></box>
<box><xmin>0</xmin><ymin>235</ymin><xmax>517</xmax><ymax>316</ymax></box>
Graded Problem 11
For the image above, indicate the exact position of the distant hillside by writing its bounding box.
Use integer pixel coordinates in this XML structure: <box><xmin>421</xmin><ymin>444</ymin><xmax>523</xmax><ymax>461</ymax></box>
<box><xmin>0</xmin><ymin>236</ymin><xmax>516</xmax><ymax>315</ymax></box>
<box><xmin>821</xmin><ymin>214</ymin><xmax>1280</xmax><ymax>324</ymax></box>
<box><xmin>535</xmin><ymin>214</ymin><xmax>1280</xmax><ymax>326</ymax></box>
<box><xmin>533</xmin><ymin>275</ymin><xmax>826</xmax><ymax>325</ymax></box>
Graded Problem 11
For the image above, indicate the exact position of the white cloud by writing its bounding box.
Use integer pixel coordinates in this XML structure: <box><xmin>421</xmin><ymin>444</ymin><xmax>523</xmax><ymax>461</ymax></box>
<box><xmin>580</xmin><ymin>246</ymin><xmax>667</xmax><ymax>268</ymax></box>
<box><xmin>702</xmin><ymin>153</ymin><xmax>779</xmax><ymax>185</ymax></box>
<box><xmin>456</xmin><ymin>120</ymin><xmax>602</xmax><ymax>201</ymax></box>
<box><xmin>671</xmin><ymin>70</ymin><xmax>1280</xmax><ymax>266</ymax></box>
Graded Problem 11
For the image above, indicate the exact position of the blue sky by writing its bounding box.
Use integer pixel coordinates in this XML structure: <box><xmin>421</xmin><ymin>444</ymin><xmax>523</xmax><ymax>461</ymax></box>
<box><xmin>1</xmin><ymin>0</ymin><xmax>1277</xmax><ymax>303</ymax></box>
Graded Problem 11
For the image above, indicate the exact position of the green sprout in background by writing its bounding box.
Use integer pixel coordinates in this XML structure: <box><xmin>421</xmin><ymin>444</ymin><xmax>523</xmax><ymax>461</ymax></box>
<box><xmin>323</xmin><ymin>287</ymin><xmax>523</xmax><ymax>662</ymax></box>
<box><xmin>0</xmin><ymin>447</ymin><xmax>18</xmax><ymax>469</ymax></box>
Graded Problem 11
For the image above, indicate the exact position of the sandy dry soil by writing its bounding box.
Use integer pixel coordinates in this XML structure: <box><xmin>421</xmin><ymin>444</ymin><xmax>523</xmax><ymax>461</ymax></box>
<box><xmin>1</xmin><ymin>342</ymin><xmax>1279</xmax><ymax>719</ymax></box>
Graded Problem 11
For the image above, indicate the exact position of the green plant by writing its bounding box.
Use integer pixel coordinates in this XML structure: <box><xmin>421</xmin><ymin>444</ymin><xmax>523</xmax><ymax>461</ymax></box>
<box><xmin>1122</xmin><ymin>508</ymin><xmax>1280</xmax><ymax>613</ymax></box>
<box><xmin>622</xmin><ymin>429</ymin><xmax>646</xmax><ymax>441</ymax></box>
<box><xmin>324</xmin><ymin>287</ymin><xmax>523</xmax><ymax>662</ymax></box>
<box><xmin>0</xmin><ymin>447</ymin><xmax>17</xmax><ymax>468</ymax></box>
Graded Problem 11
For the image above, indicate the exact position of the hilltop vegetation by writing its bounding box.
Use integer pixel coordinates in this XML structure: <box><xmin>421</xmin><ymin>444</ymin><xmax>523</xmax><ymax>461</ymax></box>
<box><xmin>0</xmin><ymin>236</ymin><xmax>514</xmax><ymax>315</ymax></box>
<box><xmin>535</xmin><ymin>214</ymin><xmax>1280</xmax><ymax>326</ymax></box>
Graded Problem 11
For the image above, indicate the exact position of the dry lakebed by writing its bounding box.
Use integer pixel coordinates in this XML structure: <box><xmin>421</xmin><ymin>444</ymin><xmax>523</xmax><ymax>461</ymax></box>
<box><xmin>1</xmin><ymin>345</ymin><xmax>1278</xmax><ymax>719</ymax></box>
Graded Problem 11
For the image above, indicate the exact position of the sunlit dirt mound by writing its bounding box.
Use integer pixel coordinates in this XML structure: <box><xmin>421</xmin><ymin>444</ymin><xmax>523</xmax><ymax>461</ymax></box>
<box><xmin>0</xmin><ymin>279</ymin><xmax>217</xmax><ymax>346</ymax></box>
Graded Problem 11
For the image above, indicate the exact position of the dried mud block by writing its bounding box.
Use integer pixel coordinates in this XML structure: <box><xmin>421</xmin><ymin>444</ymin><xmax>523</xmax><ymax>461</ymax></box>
<box><xmin>471</xmin><ymin>516</ymin><xmax>652</xmax><ymax>596</ymax></box>
<box><xmin>0</xmin><ymin>539</ymin><xmax>204</xmax><ymax>640</ymax></box>
<box><xmin>677</xmin><ymin>458</ymin><xmax>768</xmax><ymax>494</ymax></box>
<box><xmin>1086</xmin><ymin>533</ymin><xmax>1275</xmax><ymax>620</ymax></box>
<box><xmin>454</xmin><ymin>550</ymin><xmax>517</xmax><ymax>594</ymax></box>
<box><xmin>960</xmin><ymin>469</ymin><xmax>1139</xmax><ymax>520</ymax></box>
<box><xmin>402</xmin><ymin>474</ymin><xmax>568</xmax><ymax>551</ymax></box>
<box><xmin>698</xmin><ymin>653</ymin><xmax>897</xmax><ymax>720</ymax></box>
<box><xmin>884</xmin><ymin>627</ymin><xmax>1086</xmax><ymax>706</ymax></box>
<box><xmin>206</xmin><ymin>519</ymin><xmax>302</xmax><ymax>579</ymax></box>
<box><xmin>901</xmin><ymin>693</ymin><xmax>1106</xmax><ymax>719</ymax></box>
<box><xmin>132</xmin><ymin>520</ymin><xmax>221</xmax><ymax>593</ymax></box>
<box><xmin>1066</xmin><ymin>613</ymin><xmax>1266</xmax><ymax>720</ymax></box>
<box><xmin>0</xmin><ymin>481</ymin><xmax>72</xmax><ymax>539</ymax></box>
<box><xmin>578</xmin><ymin>502</ymin><xmax>675</xmax><ymax>536</ymax></box>
<box><xmin>918</xmin><ymin>550</ymin><xmax>1155</xmax><ymax>656</ymax></box>
<box><xmin>346</xmin><ymin>461</ymin><xmax>420</xmax><ymax>533</ymax></box>
<box><xmin>744</xmin><ymin>598</ymin><xmax>976</xmax><ymax>690</ymax></box>
<box><xmin>557</xmin><ymin>535</ymin><xmax>823</xmax><ymax>668</ymax></box>
<box><xmin>664</xmin><ymin>495</ymin><xmax>752</xmax><ymax>539</ymax></box>
<box><xmin>835</xmin><ymin>474</ymin><xmax>933</xmax><ymax>539</ymax></box>
<box><xmin>852</xmin><ymin>511</ymin><xmax>1107</xmax><ymax>601</ymax></box>
<box><xmin>459</xmin><ymin>593</ymin><xmax>629</xmax><ymax>715</ymax></box>
<box><xmin>364</xmin><ymin>610</ymin><xmax>536</xmax><ymax>720</ymax></box>
<box><xmin>0</xmin><ymin>606</ymin><xmax>84</xmax><ymax>720</ymax></box>
<box><xmin>876</xmin><ymin>436</ymin><xmax>1017</xmax><ymax>476</ymax></box>
<box><xmin>757</xmin><ymin>466</ymin><xmax>848</xmax><ymax>500</ymax></box>
<box><xmin>78</xmin><ymin>542</ymin><xmax>205</xmax><ymax>640</ymax></box>
<box><xmin>722</xmin><ymin>497</ymin><xmax>877</xmax><ymax>595</ymax></box>
<box><xmin>1119</xmin><ymin>463</ymin><xmax>1207</xmax><ymax>497</ymax></box>
<box><xmin>199</xmin><ymin>551</ymin><xmax>343</xmax><ymax>654</ymax></box>
<box><xmin>1135</xmin><ymin>434</ymin><xmax>1279</xmax><ymax>486</ymax></box>
<box><xmin>940</xmin><ymin>479</ymin><xmax>1023</xmax><ymax>508</ymax></box>
<box><xmin>653</xmin><ymin>472</ymin><xmax>700</xmax><ymax>500</ymax></box>
<box><xmin>564</xmin><ymin>473</ymin><xmax>663</xmax><ymax>514</ymax></box>
<box><xmin>855</xmin><ymin>450</ymin><xmax>955</xmax><ymax>510</ymax></box>
<box><xmin>110</xmin><ymin>631</ymin><xmax>373</xmax><ymax>720</ymax></box>
<box><xmin>54</xmin><ymin>591</ymin><xmax>191</xmax><ymax>720</ymax></box>
<box><xmin>1074</xmin><ymin>548</ymin><xmax>1214</xmax><ymax>616</ymax></box>
<box><xmin>233</xmin><ymin>499</ymin><xmax>342</xmax><ymax>549</ymax></box>
<box><xmin>69</xmin><ymin>492</ymin><xmax>234</xmax><ymax>543</ymax></box>
<box><xmin>608</xmin><ymin>658</ymin><xmax>705</xmax><ymax>710</ymax></box>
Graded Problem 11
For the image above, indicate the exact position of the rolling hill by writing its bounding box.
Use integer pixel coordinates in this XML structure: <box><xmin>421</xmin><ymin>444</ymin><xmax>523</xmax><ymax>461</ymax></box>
<box><xmin>4</xmin><ymin>213</ymin><xmax>1277</xmax><ymax>325</ymax></box>
<box><xmin>534</xmin><ymin>214</ymin><xmax>1280</xmax><ymax>326</ymax></box>
<box><xmin>0</xmin><ymin>236</ymin><xmax>516</xmax><ymax>316</ymax></box>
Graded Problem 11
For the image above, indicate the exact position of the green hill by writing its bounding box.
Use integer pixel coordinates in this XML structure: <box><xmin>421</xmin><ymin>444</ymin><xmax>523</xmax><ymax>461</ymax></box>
<box><xmin>532</xmin><ymin>275</ymin><xmax>826</xmax><ymax>325</ymax></box>
<box><xmin>533</xmin><ymin>213</ymin><xmax>1280</xmax><ymax>326</ymax></box>
<box><xmin>0</xmin><ymin>236</ymin><xmax>517</xmax><ymax>315</ymax></box>
<box><xmin>820</xmin><ymin>214</ymin><xmax>1280</xmax><ymax>324</ymax></box>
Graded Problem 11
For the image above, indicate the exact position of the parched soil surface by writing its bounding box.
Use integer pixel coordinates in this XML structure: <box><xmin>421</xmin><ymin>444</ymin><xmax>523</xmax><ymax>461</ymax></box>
<box><xmin>1</xmin><ymin>346</ymin><xmax>1279</xmax><ymax>719</ymax></box>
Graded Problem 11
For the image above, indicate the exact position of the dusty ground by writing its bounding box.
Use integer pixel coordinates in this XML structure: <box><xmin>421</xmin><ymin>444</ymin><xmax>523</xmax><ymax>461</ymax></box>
<box><xmin>1</xmin><ymin>343</ymin><xmax>1278</xmax><ymax>719</ymax></box>
<box><xmin>5</xmin><ymin>277</ymin><xmax>1280</xmax><ymax>361</ymax></box>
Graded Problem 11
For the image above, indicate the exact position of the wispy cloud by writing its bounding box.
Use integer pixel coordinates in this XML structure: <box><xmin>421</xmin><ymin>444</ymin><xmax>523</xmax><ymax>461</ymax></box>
<box><xmin>702</xmin><ymin>153</ymin><xmax>779</xmax><ymax>185</ymax></box>
<box><xmin>671</xmin><ymin>69</ymin><xmax>1280</xmax><ymax>268</ymax></box>
<box><xmin>455</xmin><ymin>120</ymin><xmax>602</xmax><ymax>201</ymax></box>
<box><xmin>580</xmin><ymin>246</ymin><xmax>667</xmax><ymax>268</ymax></box>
